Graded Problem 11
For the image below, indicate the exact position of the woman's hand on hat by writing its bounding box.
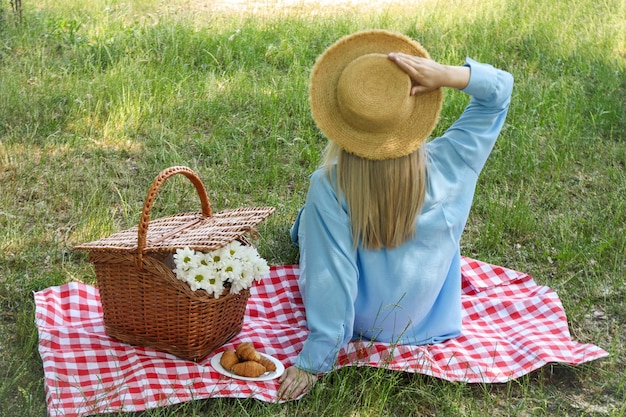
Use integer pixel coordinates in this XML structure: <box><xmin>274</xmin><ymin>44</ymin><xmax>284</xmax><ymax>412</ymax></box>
<box><xmin>277</xmin><ymin>366</ymin><xmax>318</xmax><ymax>400</ymax></box>
<box><xmin>388</xmin><ymin>53</ymin><xmax>470</xmax><ymax>95</ymax></box>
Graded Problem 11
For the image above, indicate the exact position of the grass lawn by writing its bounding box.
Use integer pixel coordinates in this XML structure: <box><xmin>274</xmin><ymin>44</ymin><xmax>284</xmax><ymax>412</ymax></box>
<box><xmin>0</xmin><ymin>0</ymin><xmax>624</xmax><ymax>415</ymax></box>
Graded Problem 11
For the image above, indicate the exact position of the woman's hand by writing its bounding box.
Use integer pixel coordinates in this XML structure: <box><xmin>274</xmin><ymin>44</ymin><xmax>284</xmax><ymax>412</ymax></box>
<box><xmin>277</xmin><ymin>366</ymin><xmax>318</xmax><ymax>400</ymax></box>
<box><xmin>388</xmin><ymin>53</ymin><xmax>470</xmax><ymax>95</ymax></box>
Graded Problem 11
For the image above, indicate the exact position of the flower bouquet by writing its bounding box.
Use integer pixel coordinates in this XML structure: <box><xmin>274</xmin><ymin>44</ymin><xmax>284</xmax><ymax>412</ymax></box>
<box><xmin>172</xmin><ymin>242</ymin><xmax>270</xmax><ymax>297</ymax></box>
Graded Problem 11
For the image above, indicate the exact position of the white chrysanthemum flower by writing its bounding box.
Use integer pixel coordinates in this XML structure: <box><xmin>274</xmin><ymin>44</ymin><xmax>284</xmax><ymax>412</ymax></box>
<box><xmin>236</xmin><ymin>244</ymin><xmax>257</xmax><ymax>265</ymax></box>
<box><xmin>229</xmin><ymin>280</ymin><xmax>246</xmax><ymax>295</ymax></box>
<box><xmin>209</xmin><ymin>246</ymin><xmax>229</xmax><ymax>269</ymax></box>
<box><xmin>197</xmin><ymin>252</ymin><xmax>213</xmax><ymax>267</ymax></box>
<box><xmin>202</xmin><ymin>273</ymin><xmax>225</xmax><ymax>298</ymax></box>
<box><xmin>173</xmin><ymin>265</ymin><xmax>189</xmax><ymax>282</ymax></box>
<box><xmin>230</xmin><ymin>269</ymin><xmax>255</xmax><ymax>294</ymax></box>
<box><xmin>224</xmin><ymin>240</ymin><xmax>243</xmax><ymax>257</ymax></box>
<box><xmin>252</xmin><ymin>257</ymin><xmax>270</xmax><ymax>281</ymax></box>
<box><xmin>173</xmin><ymin>247</ymin><xmax>201</xmax><ymax>272</ymax></box>
<box><xmin>221</xmin><ymin>257</ymin><xmax>243</xmax><ymax>282</ymax></box>
<box><xmin>188</xmin><ymin>265</ymin><xmax>213</xmax><ymax>289</ymax></box>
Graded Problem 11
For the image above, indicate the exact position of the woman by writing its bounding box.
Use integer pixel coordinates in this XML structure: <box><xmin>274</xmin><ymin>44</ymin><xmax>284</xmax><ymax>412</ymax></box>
<box><xmin>278</xmin><ymin>30</ymin><xmax>514</xmax><ymax>399</ymax></box>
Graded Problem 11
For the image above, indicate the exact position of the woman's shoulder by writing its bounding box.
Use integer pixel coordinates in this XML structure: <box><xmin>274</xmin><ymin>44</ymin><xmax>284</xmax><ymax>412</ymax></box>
<box><xmin>309</xmin><ymin>166</ymin><xmax>326</xmax><ymax>181</ymax></box>
<box><xmin>309</xmin><ymin>165</ymin><xmax>339</xmax><ymax>187</ymax></box>
<box><xmin>307</xmin><ymin>166</ymin><xmax>340</xmax><ymax>202</ymax></box>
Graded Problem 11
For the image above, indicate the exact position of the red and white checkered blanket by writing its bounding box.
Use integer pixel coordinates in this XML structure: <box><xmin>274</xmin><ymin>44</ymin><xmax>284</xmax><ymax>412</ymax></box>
<box><xmin>35</xmin><ymin>257</ymin><xmax>608</xmax><ymax>417</ymax></box>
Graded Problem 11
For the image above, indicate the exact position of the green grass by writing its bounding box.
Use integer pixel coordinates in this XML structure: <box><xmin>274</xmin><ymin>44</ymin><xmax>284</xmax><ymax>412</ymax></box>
<box><xmin>1</xmin><ymin>0</ymin><xmax>624</xmax><ymax>415</ymax></box>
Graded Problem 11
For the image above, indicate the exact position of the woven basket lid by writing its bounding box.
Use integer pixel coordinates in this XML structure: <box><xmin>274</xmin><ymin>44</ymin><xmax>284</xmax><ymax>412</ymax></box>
<box><xmin>74</xmin><ymin>166</ymin><xmax>275</xmax><ymax>255</ymax></box>
<box><xmin>74</xmin><ymin>207</ymin><xmax>275</xmax><ymax>254</ymax></box>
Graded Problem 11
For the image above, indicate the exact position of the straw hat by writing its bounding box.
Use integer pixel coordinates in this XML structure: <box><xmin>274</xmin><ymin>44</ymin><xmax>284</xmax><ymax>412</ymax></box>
<box><xmin>310</xmin><ymin>30</ymin><xmax>443</xmax><ymax>160</ymax></box>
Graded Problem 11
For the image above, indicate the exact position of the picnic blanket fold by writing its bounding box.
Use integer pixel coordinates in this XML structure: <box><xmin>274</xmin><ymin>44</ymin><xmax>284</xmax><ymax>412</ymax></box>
<box><xmin>35</xmin><ymin>258</ymin><xmax>608</xmax><ymax>417</ymax></box>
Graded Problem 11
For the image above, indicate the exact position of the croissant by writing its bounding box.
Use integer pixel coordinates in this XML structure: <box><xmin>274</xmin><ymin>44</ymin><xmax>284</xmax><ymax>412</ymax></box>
<box><xmin>236</xmin><ymin>342</ymin><xmax>261</xmax><ymax>362</ymax></box>
<box><xmin>256</xmin><ymin>355</ymin><xmax>276</xmax><ymax>372</ymax></box>
<box><xmin>231</xmin><ymin>360</ymin><xmax>267</xmax><ymax>378</ymax></box>
<box><xmin>219</xmin><ymin>350</ymin><xmax>240</xmax><ymax>371</ymax></box>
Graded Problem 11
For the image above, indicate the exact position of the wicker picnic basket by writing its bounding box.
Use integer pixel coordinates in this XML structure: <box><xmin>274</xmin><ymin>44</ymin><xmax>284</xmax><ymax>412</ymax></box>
<box><xmin>74</xmin><ymin>166</ymin><xmax>275</xmax><ymax>361</ymax></box>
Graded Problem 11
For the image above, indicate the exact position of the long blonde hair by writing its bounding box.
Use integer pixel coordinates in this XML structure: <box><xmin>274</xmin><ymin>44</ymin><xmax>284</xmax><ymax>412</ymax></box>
<box><xmin>323</xmin><ymin>142</ymin><xmax>427</xmax><ymax>250</ymax></box>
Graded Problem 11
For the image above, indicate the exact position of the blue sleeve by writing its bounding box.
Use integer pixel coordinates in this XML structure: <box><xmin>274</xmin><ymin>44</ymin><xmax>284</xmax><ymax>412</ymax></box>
<box><xmin>429</xmin><ymin>58</ymin><xmax>514</xmax><ymax>175</ymax></box>
<box><xmin>295</xmin><ymin>171</ymin><xmax>358</xmax><ymax>374</ymax></box>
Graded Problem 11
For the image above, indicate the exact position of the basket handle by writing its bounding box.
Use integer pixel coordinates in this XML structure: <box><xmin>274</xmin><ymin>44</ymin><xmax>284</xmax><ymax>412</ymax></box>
<box><xmin>136</xmin><ymin>166</ymin><xmax>212</xmax><ymax>267</ymax></box>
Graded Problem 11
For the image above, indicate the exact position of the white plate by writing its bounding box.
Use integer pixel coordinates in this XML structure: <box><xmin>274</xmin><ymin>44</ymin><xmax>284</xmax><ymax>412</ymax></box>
<box><xmin>210</xmin><ymin>351</ymin><xmax>285</xmax><ymax>381</ymax></box>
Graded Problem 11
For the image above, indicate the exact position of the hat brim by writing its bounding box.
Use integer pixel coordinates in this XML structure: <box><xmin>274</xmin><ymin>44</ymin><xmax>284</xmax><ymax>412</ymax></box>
<box><xmin>310</xmin><ymin>30</ymin><xmax>443</xmax><ymax>160</ymax></box>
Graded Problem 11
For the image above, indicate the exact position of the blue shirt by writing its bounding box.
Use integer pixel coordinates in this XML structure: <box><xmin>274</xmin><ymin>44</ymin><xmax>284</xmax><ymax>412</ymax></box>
<box><xmin>291</xmin><ymin>58</ymin><xmax>514</xmax><ymax>374</ymax></box>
